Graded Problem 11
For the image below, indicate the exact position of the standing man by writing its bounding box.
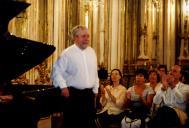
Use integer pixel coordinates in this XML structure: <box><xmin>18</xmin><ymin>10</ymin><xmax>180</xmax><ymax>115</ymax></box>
<box><xmin>51</xmin><ymin>25</ymin><xmax>99</xmax><ymax>128</ymax></box>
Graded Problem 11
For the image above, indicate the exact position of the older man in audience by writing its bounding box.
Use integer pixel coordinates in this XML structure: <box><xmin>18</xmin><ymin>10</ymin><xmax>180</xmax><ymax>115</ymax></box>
<box><xmin>150</xmin><ymin>65</ymin><xmax>189</xmax><ymax>128</ymax></box>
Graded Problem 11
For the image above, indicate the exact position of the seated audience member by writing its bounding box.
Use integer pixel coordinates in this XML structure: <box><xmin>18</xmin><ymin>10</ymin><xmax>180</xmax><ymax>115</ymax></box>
<box><xmin>121</xmin><ymin>68</ymin><xmax>155</xmax><ymax>128</ymax></box>
<box><xmin>96</xmin><ymin>63</ymin><xmax>108</xmax><ymax>110</ymax></box>
<box><xmin>149</xmin><ymin>65</ymin><xmax>189</xmax><ymax>128</ymax></box>
<box><xmin>180</xmin><ymin>67</ymin><xmax>189</xmax><ymax>128</ymax></box>
<box><xmin>98</xmin><ymin>63</ymin><xmax>108</xmax><ymax>81</ymax></box>
<box><xmin>181</xmin><ymin>67</ymin><xmax>189</xmax><ymax>85</ymax></box>
<box><xmin>146</xmin><ymin>70</ymin><xmax>162</xmax><ymax>117</ymax></box>
<box><xmin>146</xmin><ymin>69</ymin><xmax>161</xmax><ymax>93</ymax></box>
<box><xmin>96</xmin><ymin>69</ymin><xmax>127</xmax><ymax>128</ymax></box>
<box><xmin>157</xmin><ymin>64</ymin><xmax>167</xmax><ymax>82</ymax></box>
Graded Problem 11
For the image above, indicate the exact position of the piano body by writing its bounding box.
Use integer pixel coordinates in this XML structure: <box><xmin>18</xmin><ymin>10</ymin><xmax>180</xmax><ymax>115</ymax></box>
<box><xmin>0</xmin><ymin>1</ymin><xmax>63</xmax><ymax>128</ymax></box>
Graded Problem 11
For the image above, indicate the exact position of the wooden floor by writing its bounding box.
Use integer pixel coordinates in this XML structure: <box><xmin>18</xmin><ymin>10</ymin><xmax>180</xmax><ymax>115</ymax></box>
<box><xmin>38</xmin><ymin>113</ymin><xmax>63</xmax><ymax>128</ymax></box>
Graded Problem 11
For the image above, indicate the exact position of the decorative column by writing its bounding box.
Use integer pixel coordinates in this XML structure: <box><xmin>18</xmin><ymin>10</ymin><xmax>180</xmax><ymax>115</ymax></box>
<box><xmin>152</xmin><ymin>0</ymin><xmax>160</xmax><ymax>64</ymax></box>
<box><xmin>137</xmin><ymin>0</ymin><xmax>149</xmax><ymax>65</ymax></box>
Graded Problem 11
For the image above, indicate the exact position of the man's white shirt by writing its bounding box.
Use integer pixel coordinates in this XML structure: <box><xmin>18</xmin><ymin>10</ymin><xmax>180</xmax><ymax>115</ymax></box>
<box><xmin>153</xmin><ymin>82</ymin><xmax>189</xmax><ymax>112</ymax></box>
<box><xmin>51</xmin><ymin>44</ymin><xmax>99</xmax><ymax>93</ymax></box>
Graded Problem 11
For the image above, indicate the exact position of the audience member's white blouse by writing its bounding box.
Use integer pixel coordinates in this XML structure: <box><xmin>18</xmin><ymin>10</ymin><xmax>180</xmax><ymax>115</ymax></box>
<box><xmin>127</xmin><ymin>84</ymin><xmax>154</xmax><ymax>102</ymax></box>
<box><xmin>99</xmin><ymin>84</ymin><xmax>127</xmax><ymax>115</ymax></box>
<box><xmin>146</xmin><ymin>82</ymin><xmax>162</xmax><ymax>93</ymax></box>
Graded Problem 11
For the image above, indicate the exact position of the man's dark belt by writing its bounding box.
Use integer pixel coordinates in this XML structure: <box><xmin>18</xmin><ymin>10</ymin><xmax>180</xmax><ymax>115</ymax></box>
<box><xmin>68</xmin><ymin>87</ymin><xmax>92</xmax><ymax>92</ymax></box>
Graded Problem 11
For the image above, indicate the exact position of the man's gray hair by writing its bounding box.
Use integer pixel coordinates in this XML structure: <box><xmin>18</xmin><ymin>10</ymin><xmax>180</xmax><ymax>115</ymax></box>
<box><xmin>70</xmin><ymin>25</ymin><xmax>88</xmax><ymax>41</ymax></box>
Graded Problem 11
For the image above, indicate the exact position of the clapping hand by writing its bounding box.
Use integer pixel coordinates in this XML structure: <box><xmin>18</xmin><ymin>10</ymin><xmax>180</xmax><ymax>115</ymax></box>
<box><xmin>105</xmin><ymin>87</ymin><xmax>116</xmax><ymax>103</ymax></box>
<box><xmin>126</xmin><ymin>91</ymin><xmax>131</xmax><ymax>99</ymax></box>
<box><xmin>161</xmin><ymin>74</ymin><xmax>169</xmax><ymax>90</ymax></box>
<box><xmin>105</xmin><ymin>87</ymin><xmax>111</xmax><ymax>96</ymax></box>
<box><xmin>100</xmin><ymin>84</ymin><xmax>105</xmax><ymax>95</ymax></box>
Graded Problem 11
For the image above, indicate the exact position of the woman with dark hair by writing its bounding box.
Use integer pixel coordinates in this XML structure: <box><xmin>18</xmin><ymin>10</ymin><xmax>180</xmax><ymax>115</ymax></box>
<box><xmin>157</xmin><ymin>64</ymin><xmax>167</xmax><ymax>82</ymax></box>
<box><xmin>146</xmin><ymin>69</ymin><xmax>161</xmax><ymax>93</ymax></box>
<box><xmin>121</xmin><ymin>68</ymin><xmax>155</xmax><ymax>128</ymax></box>
<box><xmin>96</xmin><ymin>69</ymin><xmax>127</xmax><ymax>128</ymax></box>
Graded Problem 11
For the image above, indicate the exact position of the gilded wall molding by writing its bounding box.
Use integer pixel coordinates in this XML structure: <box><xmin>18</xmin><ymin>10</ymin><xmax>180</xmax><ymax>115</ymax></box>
<box><xmin>34</xmin><ymin>60</ymin><xmax>51</xmax><ymax>85</ymax></box>
<box><xmin>7</xmin><ymin>0</ymin><xmax>184</xmax><ymax>84</ymax></box>
<box><xmin>12</xmin><ymin>74</ymin><xmax>29</xmax><ymax>85</ymax></box>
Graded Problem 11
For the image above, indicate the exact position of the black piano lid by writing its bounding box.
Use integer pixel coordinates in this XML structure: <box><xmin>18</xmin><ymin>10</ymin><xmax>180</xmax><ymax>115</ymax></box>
<box><xmin>0</xmin><ymin>0</ymin><xmax>56</xmax><ymax>84</ymax></box>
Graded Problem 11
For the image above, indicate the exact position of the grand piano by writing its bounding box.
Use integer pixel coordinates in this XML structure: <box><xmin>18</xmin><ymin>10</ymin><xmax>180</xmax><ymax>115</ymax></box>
<box><xmin>0</xmin><ymin>1</ymin><xmax>63</xmax><ymax>128</ymax></box>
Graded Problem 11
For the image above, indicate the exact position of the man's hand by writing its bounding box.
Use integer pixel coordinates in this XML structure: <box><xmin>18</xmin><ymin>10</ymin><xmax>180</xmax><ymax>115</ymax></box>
<box><xmin>61</xmin><ymin>87</ymin><xmax>70</xmax><ymax>98</ymax></box>
<box><xmin>0</xmin><ymin>95</ymin><xmax>13</xmax><ymax>103</ymax></box>
<box><xmin>161</xmin><ymin>74</ymin><xmax>169</xmax><ymax>90</ymax></box>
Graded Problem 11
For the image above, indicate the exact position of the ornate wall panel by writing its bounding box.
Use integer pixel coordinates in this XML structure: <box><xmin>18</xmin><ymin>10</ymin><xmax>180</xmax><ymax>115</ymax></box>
<box><xmin>124</xmin><ymin>0</ymin><xmax>139</xmax><ymax>64</ymax></box>
<box><xmin>79</xmin><ymin>0</ymin><xmax>106</xmax><ymax>67</ymax></box>
<box><xmin>107</xmin><ymin>0</ymin><xmax>125</xmax><ymax>71</ymax></box>
<box><xmin>163</xmin><ymin>0</ymin><xmax>176</xmax><ymax>69</ymax></box>
<box><xmin>79</xmin><ymin>0</ymin><xmax>127</xmax><ymax>71</ymax></box>
<box><xmin>7</xmin><ymin>0</ymin><xmax>185</xmax><ymax>84</ymax></box>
